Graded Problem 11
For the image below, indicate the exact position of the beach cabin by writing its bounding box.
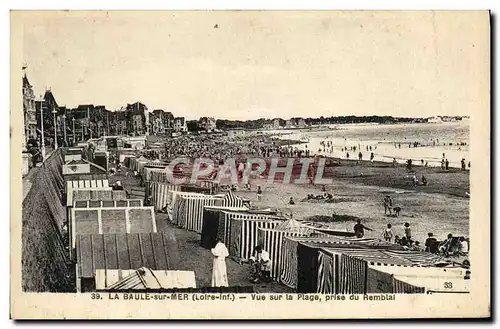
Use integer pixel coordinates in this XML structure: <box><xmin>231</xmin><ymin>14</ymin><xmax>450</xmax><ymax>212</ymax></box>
<box><xmin>73</xmin><ymin>199</ymin><xmax>143</xmax><ymax>208</ymax></box>
<box><xmin>65</xmin><ymin>180</ymin><xmax>111</xmax><ymax>207</ymax></box>
<box><xmin>93</xmin><ymin>150</ymin><xmax>109</xmax><ymax>172</ymax></box>
<box><xmin>94</xmin><ymin>267</ymin><xmax>197</xmax><ymax>291</ymax></box>
<box><xmin>62</xmin><ymin>159</ymin><xmax>108</xmax><ymax>182</ymax></box>
<box><xmin>69</xmin><ymin>205</ymin><xmax>157</xmax><ymax>259</ymax></box>
<box><xmin>72</xmin><ymin>189</ymin><xmax>128</xmax><ymax>203</ymax></box>
<box><xmin>64</xmin><ymin>147</ymin><xmax>83</xmax><ymax>162</ymax></box>
<box><xmin>75</xmin><ymin>233</ymin><xmax>172</xmax><ymax>292</ymax></box>
<box><xmin>122</xmin><ymin>136</ymin><xmax>146</xmax><ymax>150</ymax></box>
<box><xmin>67</xmin><ymin>189</ymin><xmax>130</xmax><ymax>233</ymax></box>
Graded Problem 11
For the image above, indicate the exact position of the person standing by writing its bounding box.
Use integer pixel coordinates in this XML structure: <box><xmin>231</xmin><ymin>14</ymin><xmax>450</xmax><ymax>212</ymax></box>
<box><xmin>404</xmin><ymin>223</ymin><xmax>412</xmax><ymax>245</ymax></box>
<box><xmin>445</xmin><ymin>159</ymin><xmax>449</xmax><ymax>170</ymax></box>
<box><xmin>383</xmin><ymin>224</ymin><xmax>394</xmax><ymax>242</ymax></box>
<box><xmin>353</xmin><ymin>219</ymin><xmax>373</xmax><ymax>238</ymax></box>
<box><xmin>370</xmin><ymin>152</ymin><xmax>374</xmax><ymax>163</ymax></box>
<box><xmin>211</xmin><ymin>238</ymin><xmax>229</xmax><ymax>287</ymax></box>
<box><xmin>257</xmin><ymin>186</ymin><xmax>262</xmax><ymax>201</ymax></box>
<box><xmin>384</xmin><ymin>196</ymin><xmax>393</xmax><ymax>215</ymax></box>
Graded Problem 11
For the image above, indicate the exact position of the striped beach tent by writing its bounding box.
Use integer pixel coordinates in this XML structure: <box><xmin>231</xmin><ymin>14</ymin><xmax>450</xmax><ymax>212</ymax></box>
<box><xmin>257</xmin><ymin>219</ymin><xmax>319</xmax><ymax>281</ymax></box>
<box><xmin>366</xmin><ymin>265</ymin><xmax>468</xmax><ymax>294</ymax></box>
<box><xmin>175</xmin><ymin>191</ymin><xmax>244</xmax><ymax>233</ymax></box>
<box><xmin>316</xmin><ymin>247</ymin><xmax>450</xmax><ymax>294</ymax></box>
<box><xmin>216</xmin><ymin>210</ymin><xmax>279</xmax><ymax>247</ymax></box>
<box><xmin>167</xmin><ymin>191</ymin><xmax>192</xmax><ymax>224</ymax></box>
<box><xmin>143</xmin><ymin>163</ymin><xmax>168</xmax><ymax>182</ymax></box>
<box><xmin>279</xmin><ymin>236</ymin><xmax>359</xmax><ymax>290</ymax></box>
<box><xmin>225</xmin><ymin>213</ymin><xmax>283</xmax><ymax>263</ymax></box>
<box><xmin>148</xmin><ymin>182</ymin><xmax>181</xmax><ymax>211</ymax></box>
<box><xmin>200</xmin><ymin>206</ymin><xmax>250</xmax><ymax>249</ymax></box>
<box><xmin>177</xmin><ymin>194</ymin><xmax>222</xmax><ymax>233</ymax></box>
<box><xmin>220</xmin><ymin>190</ymin><xmax>244</xmax><ymax>208</ymax></box>
<box><xmin>317</xmin><ymin>249</ymin><xmax>367</xmax><ymax>294</ymax></box>
<box><xmin>168</xmin><ymin>191</ymin><xmax>206</xmax><ymax>225</ymax></box>
<box><xmin>146</xmin><ymin>167</ymin><xmax>171</xmax><ymax>183</ymax></box>
<box><xmin>119</xmin><ymin>154</ymin><xmax>136</xmax><ymax>166</ymax></box>
<box><xmin>127</xmin><ymin>157</ymin><xmax>137</xmax><ymax>171</ymax></box>
<box><xmin>128</xmin><ymin>156</ymin><xmax>149</xmax><ymax>175</ymax></box>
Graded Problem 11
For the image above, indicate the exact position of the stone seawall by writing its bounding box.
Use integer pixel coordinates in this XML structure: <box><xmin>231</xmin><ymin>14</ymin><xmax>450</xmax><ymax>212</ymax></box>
<box><xmin>21</xmin><ymin>149</ymin><xmax>73</xmax><ymax>292</ymax></box>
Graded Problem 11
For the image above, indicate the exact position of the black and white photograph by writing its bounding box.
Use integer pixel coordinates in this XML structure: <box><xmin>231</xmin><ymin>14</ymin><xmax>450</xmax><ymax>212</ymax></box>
<box><xmin>10</xmin><ymin>10</ymin><xmax>490</xmax><ymax>319</ymax></box>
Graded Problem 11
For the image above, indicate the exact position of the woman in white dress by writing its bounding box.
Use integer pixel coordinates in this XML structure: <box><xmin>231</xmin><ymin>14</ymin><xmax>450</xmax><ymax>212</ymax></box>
<box><xmin>211</xmin><ymin>238</ymin><xmax>229</xmax><ymax>287</ymax></box>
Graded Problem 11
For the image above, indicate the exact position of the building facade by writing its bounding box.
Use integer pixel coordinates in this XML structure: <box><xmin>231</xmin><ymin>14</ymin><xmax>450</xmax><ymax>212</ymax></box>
<box><xmin>173</xmin><ymin>117</ymin><xmax>187</xmax><ymax>133</ymax></box>
<box><xmin>126</xmin><ymin>102</ymin><xmax>149</xmax><ymax>136</ymax></box>
<box><xmin>198</xmin><ymin>116</ymin><xmax>217</xmax><ymax>132</ymax></box>
<box><xmin>22</xmin><ymin>74</ymin><xmax>37</xmax><ymax>143</ymax></box>
<box><xmin>25</xmin><ymin>75</ymin><xmax>184</xmax><ymax>142</ymax></box>
<box><xmin>150</xmin><ymin>109</ymin><xmax>174</xmax><ymax>136</ymax></box>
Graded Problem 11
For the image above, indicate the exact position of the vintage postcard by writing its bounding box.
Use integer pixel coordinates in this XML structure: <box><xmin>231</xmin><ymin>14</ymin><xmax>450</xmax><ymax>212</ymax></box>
<box><xmin>10</xmin><ymin>10</ymin><xmax>490</xmax><ymax>319</ymax></box>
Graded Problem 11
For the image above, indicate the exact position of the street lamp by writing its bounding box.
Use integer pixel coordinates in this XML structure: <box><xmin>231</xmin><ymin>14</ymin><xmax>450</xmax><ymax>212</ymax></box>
<box><xmin>52</xmin><ymin>109</ymin><xmax>58</xmax><ymax>149</ymax></box>
<box><xmin>62</xmin><ymin>114</ymin><xmax>67</xmax><ymax>147</ymax></box>
<box><xmin>39</xmin><ymin>99</ymin><xmax>46</xmax><ymax>159</ymax></box>
<box><xmin>72</xmin><ymin>117</ymin><xmax>76</xmax><ymax>145</ymax></box>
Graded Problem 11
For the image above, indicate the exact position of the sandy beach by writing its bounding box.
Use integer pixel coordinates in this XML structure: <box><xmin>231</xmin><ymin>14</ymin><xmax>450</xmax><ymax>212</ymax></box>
<box><xmin>233</xmin><ymin>158</ymin><xmax>470</xmax><ymax>246</ymax></box>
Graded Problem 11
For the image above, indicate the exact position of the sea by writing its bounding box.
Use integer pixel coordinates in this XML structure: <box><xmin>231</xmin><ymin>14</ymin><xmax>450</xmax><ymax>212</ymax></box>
<box><xmin>274</xmin><ymin>120</ymin><xmax>470</xmax><ymax>168</ymax></box>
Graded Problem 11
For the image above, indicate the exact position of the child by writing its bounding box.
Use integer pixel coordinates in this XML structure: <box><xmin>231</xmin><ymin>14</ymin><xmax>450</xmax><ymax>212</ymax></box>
<box><xmin>257</xmin><ymin>186</ymin><xmax>262</xmax><ymax>201</ymax></box>
<box><xmin>404</xmin><ymin>223</ymin><xmax>412</xmax><ymax>245</ymax></box>
<box><xmin>410</xmin><ymin>241</ymin><xmax>422</xmax><ymax>251</ymax></box>
<box><xmin>383</xmin><ymin>223</ymin><xmax>394</xmax><ymax>242</ymax></box>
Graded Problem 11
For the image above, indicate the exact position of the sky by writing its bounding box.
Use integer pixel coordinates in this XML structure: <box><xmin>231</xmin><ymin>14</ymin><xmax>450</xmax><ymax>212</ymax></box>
<box><xmin>20</xmin><ymin>11</ymin><xmax>489</xmax><ymax>121</ymax></box>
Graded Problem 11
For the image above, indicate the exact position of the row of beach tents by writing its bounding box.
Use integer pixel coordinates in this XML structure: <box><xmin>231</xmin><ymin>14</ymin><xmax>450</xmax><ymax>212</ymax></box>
<box><xmin>60</xmin><ymin>148</ymin><xmax>197</xmax><ymax>292</ymax></box>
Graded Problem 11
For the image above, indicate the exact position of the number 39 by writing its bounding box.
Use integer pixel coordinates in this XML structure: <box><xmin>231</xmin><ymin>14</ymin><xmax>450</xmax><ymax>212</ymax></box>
<box><xmin>444</xmin><ymin>282</ymin><xmax>453</xmax><ymax>289</ymax></box>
